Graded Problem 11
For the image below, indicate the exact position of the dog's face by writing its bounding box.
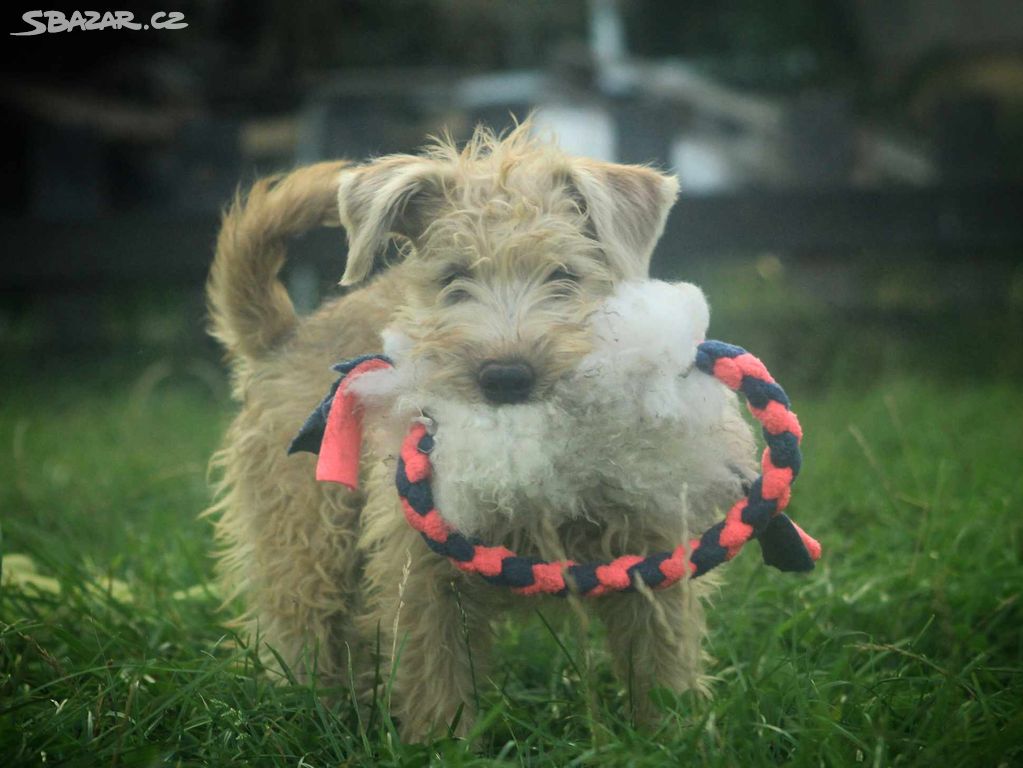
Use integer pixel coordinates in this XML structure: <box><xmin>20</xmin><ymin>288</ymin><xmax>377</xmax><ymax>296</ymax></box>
<box><xmin>336</xmin><ymin>127</ymin><xmax>679</xmax><ymax>405</ymax></box>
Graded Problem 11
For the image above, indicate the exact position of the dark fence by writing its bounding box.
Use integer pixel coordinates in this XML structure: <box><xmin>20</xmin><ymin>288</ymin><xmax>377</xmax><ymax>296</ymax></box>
<box><xmin>3</xmin><ymin>183</ymin><xmax>1022</xmax><ymax>292</ymax></box>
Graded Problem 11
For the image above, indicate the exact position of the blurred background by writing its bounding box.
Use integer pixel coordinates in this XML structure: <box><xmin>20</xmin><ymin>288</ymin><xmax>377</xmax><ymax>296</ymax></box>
<box><xmin>1</xmin><ymin>0</ymin><xmax>1022</xmax><ymax>381</ymax></box>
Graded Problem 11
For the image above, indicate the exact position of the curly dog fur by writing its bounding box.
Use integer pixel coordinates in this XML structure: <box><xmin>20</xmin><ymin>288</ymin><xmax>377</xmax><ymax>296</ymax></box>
<box><xmin>206</xmin><ymin>124</ymin><xmax>756</xmax><ymax>740</ymax></box>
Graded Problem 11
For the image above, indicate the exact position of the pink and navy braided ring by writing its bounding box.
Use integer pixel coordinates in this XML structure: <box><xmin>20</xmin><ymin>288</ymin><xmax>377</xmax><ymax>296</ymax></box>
<box><xmin>290</xmin><ymin>341</ymin><xmax>821</xmax><ymax>597</ymax></box>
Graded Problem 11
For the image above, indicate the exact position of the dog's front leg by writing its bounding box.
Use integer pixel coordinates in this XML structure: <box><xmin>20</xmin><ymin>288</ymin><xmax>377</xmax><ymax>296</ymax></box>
<box><xmin>385</xmin><ymin>546</ymin><xmax>492</xmax><ymax>742</ymax></box>
<box><xmin>592</xmin><ymin>579</ymin><xmax>710</xmax><ymax>726</ymax></box>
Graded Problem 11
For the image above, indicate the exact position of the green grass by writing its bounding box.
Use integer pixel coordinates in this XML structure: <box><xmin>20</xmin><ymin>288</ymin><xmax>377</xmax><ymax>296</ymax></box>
<box><xmin>2</xmin><ymin>348</ymin><xmax>1022</xmax><ymax>766</ymax></box>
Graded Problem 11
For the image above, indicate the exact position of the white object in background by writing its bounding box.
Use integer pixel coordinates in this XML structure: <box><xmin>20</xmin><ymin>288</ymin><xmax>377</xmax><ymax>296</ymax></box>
<box><xmin>671</xmin><ymin>136</ymin><xmax>742</xmax><ymax>194</ymax></box>
<box><xmin>533</xmin><ymin>104</ymin><xmax>616</xmax><ymax>162</ymax></box>
<box><xmin>588</xmin><ymin>0</ymin><xmax>627</xmax><ymax>65</ymax></box>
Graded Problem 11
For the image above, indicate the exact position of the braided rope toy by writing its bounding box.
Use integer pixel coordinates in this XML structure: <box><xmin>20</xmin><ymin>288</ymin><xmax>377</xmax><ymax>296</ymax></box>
<box><xmin>291</xmin><ymin>341</ymin><xmax>821</xmax><ymax>598</ymax></box>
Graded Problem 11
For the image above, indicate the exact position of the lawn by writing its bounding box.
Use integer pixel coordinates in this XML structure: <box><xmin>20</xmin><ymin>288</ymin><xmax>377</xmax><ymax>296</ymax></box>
<box><xmin>2</xmin><ymin>270</ymin><xmax>1022</xmax><ymax>766</ymax></box>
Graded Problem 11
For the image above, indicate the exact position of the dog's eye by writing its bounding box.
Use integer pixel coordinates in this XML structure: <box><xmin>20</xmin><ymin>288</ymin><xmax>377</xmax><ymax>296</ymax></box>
<box><xmin>439</xmin><ymin>268</ymin><xmax>470</xmax><ymax>287</ymax></box>
<box><xmin>545</xmin><ymin>267</ymin><xmax>580</xmax><ymax>299</ymax></box>
<box><xmin>444</xmin><ymin>288</ymin><xmax>471</xmax><ymax>304</ymax></box>
<box><xmin>546</xmin><ymin>267</ymin><xmax>579</xmax><ymax>284</ymax></box>
<box><xmin>439</xmin><ymin>268</ymin><xmax>472</xmax><ymax>303</ymax></box>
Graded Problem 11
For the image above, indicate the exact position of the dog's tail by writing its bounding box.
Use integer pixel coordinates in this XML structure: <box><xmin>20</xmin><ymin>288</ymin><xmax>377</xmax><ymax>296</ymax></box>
<box><xmin>207</xmin><ymin>161</ymin><xmax>348</xmax><ymax>366</ymax></box>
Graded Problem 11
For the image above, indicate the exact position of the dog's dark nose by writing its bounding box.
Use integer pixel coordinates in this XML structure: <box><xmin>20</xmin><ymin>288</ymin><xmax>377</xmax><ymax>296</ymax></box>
<box><xmin>478</xmin><ymin>360</ymin><xmax>535</xmax><ymax>404</ymax></box>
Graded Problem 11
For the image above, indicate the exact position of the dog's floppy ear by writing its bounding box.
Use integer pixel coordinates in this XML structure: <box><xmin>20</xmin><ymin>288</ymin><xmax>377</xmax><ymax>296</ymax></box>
<box><xmin>337</xmin><ymin>156</ymin><xmax>450</xmax><ymax>286</ymax></box>
<box><xmin>567</xmin><ymin>159</ymin><xmax>679</xmax><ymax>279</ymax></box>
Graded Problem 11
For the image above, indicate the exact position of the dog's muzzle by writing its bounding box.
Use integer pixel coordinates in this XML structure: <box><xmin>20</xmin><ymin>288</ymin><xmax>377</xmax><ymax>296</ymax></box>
<box><xmin>477</xmin><ymin>359</ymin><xmax>535</xmax><ymax>404</ymax></box>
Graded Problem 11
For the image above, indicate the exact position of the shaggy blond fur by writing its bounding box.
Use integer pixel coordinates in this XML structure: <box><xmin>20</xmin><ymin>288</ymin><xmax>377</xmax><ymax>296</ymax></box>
<box><xmin>206</xmin><ymin>124</ymin><xmax>756</xmax><ymax>740</ymax></box>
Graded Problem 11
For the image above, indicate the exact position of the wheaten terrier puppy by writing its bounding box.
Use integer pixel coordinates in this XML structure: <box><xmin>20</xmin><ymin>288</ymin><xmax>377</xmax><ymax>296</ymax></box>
<box><xmin>206</xmin><ymin>125</ymin><xmax>756</xmax><ymax>740</ymax></box>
